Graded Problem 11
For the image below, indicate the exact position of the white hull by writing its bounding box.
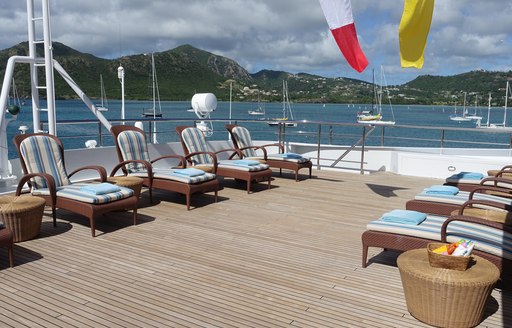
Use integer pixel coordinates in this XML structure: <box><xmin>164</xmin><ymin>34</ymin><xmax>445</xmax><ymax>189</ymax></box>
<box><xmin>357</xmin><ymin>120</ymin><xmax>395</xmax><ymax>125</ymax></box>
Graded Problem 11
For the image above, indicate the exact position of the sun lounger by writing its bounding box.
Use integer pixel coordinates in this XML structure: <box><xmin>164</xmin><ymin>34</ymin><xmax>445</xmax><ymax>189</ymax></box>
<box><xmin>444</xmin><ymin>167</ymin><xmax>512</xmax><ymax>191</ymax></box>
<box><xmin>225</xmin><ymin>124</ymin><xmax>312</xmax><ymax>181</ymax></box>
<box><xmin>405</xmin><ymin>184</ymin><xmax>512</xmax><ymax>216</ymax></box>
<box><xmin>362</xmin><ymin>199</ymin><xmax>512</xmax><ymax>275</ymax></box>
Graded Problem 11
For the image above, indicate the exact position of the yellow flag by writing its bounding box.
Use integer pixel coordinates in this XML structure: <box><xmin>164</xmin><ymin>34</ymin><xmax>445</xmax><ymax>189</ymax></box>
<box><xmin>399</xmin><ymin>0</ymin><xmax>435</xmax><ymax>69</ymax></box>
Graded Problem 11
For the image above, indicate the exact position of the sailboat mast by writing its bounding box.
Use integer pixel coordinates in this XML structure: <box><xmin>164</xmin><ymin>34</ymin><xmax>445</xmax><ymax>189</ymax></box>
<box><xmin>486</xmin><ymin>93</ymin><xmax>491</xmax><ymax>127</ymax></box>
<box><xmin>504</xmin><ymin>81</ymin><xmax>509</xmax><ymax>126</ymax></box>
<box><xmin>151</xmin><ymin>53</ymin><xmax>156</xmax><ymax>114</ymax></box>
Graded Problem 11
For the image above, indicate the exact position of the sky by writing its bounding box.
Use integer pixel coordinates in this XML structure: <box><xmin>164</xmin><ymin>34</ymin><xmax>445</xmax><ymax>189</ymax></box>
<box><xmin>0</xmin><ymin>0</ymin><xmax>511</xmax><ymax>85</ymax></box>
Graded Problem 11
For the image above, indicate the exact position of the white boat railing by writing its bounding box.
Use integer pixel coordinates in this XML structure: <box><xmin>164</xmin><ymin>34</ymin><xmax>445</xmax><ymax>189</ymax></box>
<box><xmin>27</xmin><ymin>117</ymin><xmax>512</xmax><ymax>176</ymax></box>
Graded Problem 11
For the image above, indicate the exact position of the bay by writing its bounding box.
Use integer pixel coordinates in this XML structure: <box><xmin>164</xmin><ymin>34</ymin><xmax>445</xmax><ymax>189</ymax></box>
<box><xmin>5</xmin><ymin>99</ymin><xmax>510</xmax><ymax>159</ymax></box>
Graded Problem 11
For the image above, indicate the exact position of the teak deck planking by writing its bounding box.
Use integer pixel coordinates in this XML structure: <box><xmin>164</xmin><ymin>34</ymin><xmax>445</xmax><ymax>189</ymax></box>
<box><xmin>0</xmin><ymin>170</ymin><xmax>508</xmax><ymax>327</ymax></box>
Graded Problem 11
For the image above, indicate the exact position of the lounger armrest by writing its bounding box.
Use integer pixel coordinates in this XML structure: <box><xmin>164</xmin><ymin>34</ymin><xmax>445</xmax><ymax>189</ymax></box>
<box><xmin>15</xmin><ymin>172</ymin><xmax>57</xmax><ymax>206</ymax></box>
<box><xmin>260</xmin><ymin>143</ymin><xmax>285</xmax><ymax>153</ymax></box>
<box><xmin>498</xmin><ymin>165</ymin><xmax>512</xmax><ymax>172</ymax></box>
<box><xmin>480</xmin><ymin>176</ymin><xmax>512</xmax><ymax>188</ymax></box>
<box><xmin>214</xmin><ymin>148</ymin><xmax>241</xmax><ymax>159</ymax></box>
<box><xmin>68</xmin><ymin>165</ymin><xmax>107</xmax><ymax>182</ymax></box>
<box><xmin>151</xmin><ymin>154</ymin><xmax>187</xmax><ymax>168</ymax></box>
<box><xmin>458</xmin><ymin>199</ymin><xmax>510</xmax><ymax>214</ymax></box>
<box><xmin>110</xmin><ymin>160</ymin><xmax>153</xmax><ymax>179</ymax></box>
<box><xmin>441</xmin><ymin>215</ymin><xmax>512</xmax><ymax>242</ymax></box>
<box><xmin>469</xmin><ymin>186</ymin><xmax>512</xmax><ymax>199</ymax></box>
<box><xmin>184</xmin><ymin>152</ymin><xmax>218</xmax><ymax>173</ymax></box>
<box><xmin>238</xmin><ymin>146</ymin><xmax>268</xmax><ymax>160</ymax></box>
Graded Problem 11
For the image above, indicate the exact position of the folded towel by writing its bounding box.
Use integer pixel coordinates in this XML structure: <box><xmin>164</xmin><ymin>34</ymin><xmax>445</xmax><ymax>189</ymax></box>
<box><xmin>425</xmin><ymin>185</ymin><xmax>459</xmax><ymax>195</ymax></box>
<box><xmin>232</xmin><ymin>159</ymin><xmax>261</xmax><ymax>166</ymax></box>
<box><xmin>380</xmin><ymin>209</ymin><xmax>426</xmax><ymax>225</ymax></box>
<box><xmin>173</xmin><ymin>168</ymin><xmax>205</xmax><ymax>177</ymax></box>
<box><xmin>279</xmin><ymin>152</ymin><xmax>303</xmax><ymax>159</ymax></box>
<box><xmin>80</xmin><ymin>182</ymin><xmax>121</xmax><ymax>195</ymax></box>
<box><xmin>450</xmin><ymin>171</ymin><xmax>484</xmax><ymax>180</ymax></box>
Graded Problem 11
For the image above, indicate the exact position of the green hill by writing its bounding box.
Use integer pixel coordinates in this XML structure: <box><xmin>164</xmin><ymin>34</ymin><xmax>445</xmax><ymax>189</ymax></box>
<box><xmin>1</xmin><ymin>42</ymin><xmax>511</xmax><ymax>106</ymax></box>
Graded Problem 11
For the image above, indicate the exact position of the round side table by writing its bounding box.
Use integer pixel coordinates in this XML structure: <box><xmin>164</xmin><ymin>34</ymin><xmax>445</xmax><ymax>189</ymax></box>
<box><xmin>0</xmin><ymin>195</ymin><xmax>46</xmax><ymax>243</ymax></box>
<box><xmin>107</xmin><ymin>176</ymin><xmax>144</xmax><ymax>198</ymax></box>
<box><xmin>397</xmin><ymin>248</ymin><xmax>499</xmax><ymax>328</ymax></box>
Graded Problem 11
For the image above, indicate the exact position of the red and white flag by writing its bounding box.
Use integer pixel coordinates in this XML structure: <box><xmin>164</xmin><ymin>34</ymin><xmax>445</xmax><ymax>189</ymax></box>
<box><xmin>318</xmin><ymin>0</ymin><xmax>368</xmax><ymax>72</ymax></box>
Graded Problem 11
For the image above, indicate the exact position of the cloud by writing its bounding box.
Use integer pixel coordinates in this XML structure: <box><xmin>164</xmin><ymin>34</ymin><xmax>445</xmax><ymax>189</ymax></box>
<box><xmin>0</xmin><ymin>0</ymin><xmax>510</xmax><ymax>85</ymax></box>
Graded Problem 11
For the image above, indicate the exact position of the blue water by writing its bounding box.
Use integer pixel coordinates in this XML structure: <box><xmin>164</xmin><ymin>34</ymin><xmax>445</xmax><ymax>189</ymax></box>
<box><xmin>5</xmin><ymin>99</ymin><xmax>511</xmax><ymax>159</ymax></box>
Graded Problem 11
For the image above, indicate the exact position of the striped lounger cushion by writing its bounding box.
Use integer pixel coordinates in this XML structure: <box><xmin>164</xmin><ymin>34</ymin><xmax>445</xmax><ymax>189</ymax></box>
<box><xmin>367</xmin><ymin>215</ymin><xmax>512</xmax><ymax>260</ymax></box>
<box><xmin>117</xmin><ymin>130</ymin><xmax>152</xmax><ymax>173</ymax></box>
<box><xmin>129</xmin><ymin>168</ymin><xmax>216</xmax><ymax>184</ymax></box>
<box><xmin>415</xmin><ymin>189</ymin><xmax>512</xmax><ymax>206</ymax></box>
<box><xmin>266</xmin><ymin>155</ymin><xmax>310</xmax><ymax>163</ymax></box>
<box><xmin>217</xmin><ymin>160</ymin><xmax>269</xmax><ymax>172</ymax></box>
<box><xmin>33</xmin><ymin>183</ymin><xmax>134</xmax><ymax>204</ymax></box>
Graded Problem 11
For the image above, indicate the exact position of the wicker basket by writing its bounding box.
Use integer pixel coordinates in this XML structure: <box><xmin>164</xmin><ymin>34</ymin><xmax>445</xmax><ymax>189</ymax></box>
<box><xmin>427</xmin><ymin>242</ymin><xmax>470</xmax><ymax>271</ymax></box>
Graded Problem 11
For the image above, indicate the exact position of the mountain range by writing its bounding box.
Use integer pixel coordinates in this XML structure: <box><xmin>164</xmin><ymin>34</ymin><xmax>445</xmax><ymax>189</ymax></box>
<box><xmin>1</xmin><ymin>42</ymin><xmax>511</xmax><ymax>106</ymax></box>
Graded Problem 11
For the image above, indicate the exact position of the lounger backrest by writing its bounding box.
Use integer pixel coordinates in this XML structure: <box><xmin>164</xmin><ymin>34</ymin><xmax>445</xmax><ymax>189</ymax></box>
<box><xmin>180</xmin><ymin>127</ymin><xmax>213</xmax><ymax>165</ymax></box>
<box><xmin>232</xmin><ymin>126</ymin><xmax>257</xmax><ymax>157</ymax></box>
<box><xmin>117</xmin><ymin>130</ymin><xmax>151</xmax><ymax>173</ymax></box>
<box><xmin>19</xmin><ymin>135</ymin><xmax>71</xmax><ymax>189</ymax></box>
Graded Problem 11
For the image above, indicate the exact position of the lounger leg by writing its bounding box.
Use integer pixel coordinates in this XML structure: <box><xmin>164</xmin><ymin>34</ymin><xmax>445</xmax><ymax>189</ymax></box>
<box><xmin>132</xmin><ymin>208</ymin><xmax>137</xmax><ymax>226</ymax></box>
<box><xmin>90</xmin><ymin>218</ymin><xmax>96</xmax><ymax>237</ymax></box>
<box><xmin>295</xmin><ymin>170</ymin><xmax>298</xmax><ymax>182</ymax></box>
<box><xmin>149</xmin><ymin>188</ymin><xmax>153</xmax><ymax>203</ymax></box>
<box><xmin>8</xmin><ymin>244</ymin><xmax>13</xmax><ymax>268</ymax></box>
<box><xmin>247</xmin><ymin>180</ymin><xmax>251</xmax><ymax>194</ymax></box>
<box><xmin>362</xmin><ymin>245</ymin><xmax>369</xmax><ymax>268</ymax></box>
<box><xmin>186</xmin><ymin>194</ymin><xmax>191</xmax><ymax>211</ymax></box>
<box><xmin>214</xmin><ymin>190</ymin><xmax>218</xmax><ymax>203</ymax></box>
<box><xmin>309</xmin><ymin>166</ymin><xmax>312</xmax><ymax>178</ymax></box>
<box><xmin>279</xmin><ymin>168</ymin><xmax>282</xmax><ymax>176</ymax></box>
<box><xmin>267</xmin><ymin>177</ymin><xmax>271</xmax><ymax>189</ymax></box>
<box><xmin>52</xmin><ymin>205</ymin><xmax>57</xmax><ymax>227</ymax></box>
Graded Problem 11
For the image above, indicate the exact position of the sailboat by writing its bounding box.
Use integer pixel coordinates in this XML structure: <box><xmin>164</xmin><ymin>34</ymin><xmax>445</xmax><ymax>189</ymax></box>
<box><xmin>95</xmin><ymin>74</ymin><xmax>108</xmax><ymax>112</ymax></box>
<box><xmin>465</xmin><ymin>94</ymin><xmax>482</xmax><ymax>120</ymax></box>
<box><xmin>449</xmin><ymin>92</ymin><xmax>471</xmax><ymax>122</ymax></box>
<box><xmin>268</xmin><ymin>80</ymin><xmax>297</xmax><ymax>127</ymax></box>
<box><xmin>248</xmin><ymin>90</ymin><xmax>265</xmax><ymax>116</ymax></box>
<box><xmin>477</xmin><ymin>81</ymin><xmax>512</xmax><ymax>131</ymax></box>
<box><xmin>357</xmin><ymin>66</ymin><xmax>395</xmax><ymax>125</ymax></box>
<box><xmin>142</xmin><ymin>53</ymin><xmax>163</xmax><ymax>118</ymax></box>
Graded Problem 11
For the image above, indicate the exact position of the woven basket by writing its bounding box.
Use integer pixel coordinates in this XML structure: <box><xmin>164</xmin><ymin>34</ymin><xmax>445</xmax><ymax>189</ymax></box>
<box><xmin>0</xmin><ymin>196</ymin><xmax>46</xmax><ymax>242</ymax></box>
<box><xmin>427</xmin><ymin>243</ymin><xmax>470</xmax><ymax>271</ymax></box>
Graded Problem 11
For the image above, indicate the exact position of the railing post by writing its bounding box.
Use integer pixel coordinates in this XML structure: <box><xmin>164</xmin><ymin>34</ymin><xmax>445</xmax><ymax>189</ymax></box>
<box><xmin>329</xmin><ymin>125</ymin><xmax>333</xmax><ymax>145</ymax></box>
<box><xmin>440</xmin><ymin>129</ymin><xmax>445</xmax><ymax>149</ymax></box>
<box><xmin>360</xmin><ymin>126</ymin><xmax>366</xmax><ymax>174</ymax></box>
<box><xmin>316</xmin><ymin>124</ymin><xmax>322</xmax><ymax>170</ymax></box>
<box><xmin>98</xmin><ymin>122</ymin><xmax>103</xmax><ymax>146</ymax></box>
<box><xmin>380</xmin><ymin>126</ymin><xmax>385</xmax><ymax>146</ymax></box>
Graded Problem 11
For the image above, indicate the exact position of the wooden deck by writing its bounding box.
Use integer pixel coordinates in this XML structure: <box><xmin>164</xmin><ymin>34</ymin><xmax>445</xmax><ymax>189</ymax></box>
<box><xmin>0</xmin><ymin>169</ymin><xmax>509</xmax><ymax>327</ymax></box>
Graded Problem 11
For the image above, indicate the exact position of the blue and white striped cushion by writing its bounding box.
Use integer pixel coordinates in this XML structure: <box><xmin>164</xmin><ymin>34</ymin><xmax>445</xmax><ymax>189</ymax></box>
<box><xmin>180</xmin><ymin>128</ymin><xmax>213</xmax><ymax>165</ymax></box>
<box><xmin>20</xmin><ymin>136</ymin><xmax>71</xmax><ymax>189</ymax></box>
<box><xmin>266</xmin><ymin>155</ymin><xmax>310</xmax><ymax>163</ymax></box>
<box><xmin>218</xmin><ymin>160</ymin><xmax>269</xmax><ymax>172</ymax></box>
<box><xmin>128</xmin><ymin>168</ymin><xmax>216</xmax><ymax>184</ymax></box>
<box><xmin>415</xmin><ymin>189</ymin><xmax>512</xmax><ymax>206</ymax></box>
<box><xmin>32</xmin><ymin>183</ymin><xmax>133</xmax><ymax>204</ymax></box>
<box><xmin>232</xmin><ymin>126</ymin><xmax>257</xmax><ymax>157</ymax></box>
<box><xmin>117</xmin><ymin>130</ymin><xmax>151</xmax><ymax>173</ymax></box>
<box><xmin>367</xmin><ymin>215</ymin><xmax>512</xmax><ymax>260</ymax></box>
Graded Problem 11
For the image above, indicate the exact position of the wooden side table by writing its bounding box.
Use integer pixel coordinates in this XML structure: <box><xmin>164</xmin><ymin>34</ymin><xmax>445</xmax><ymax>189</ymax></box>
<box><xmin>397</xmin><ymin>249</ymin><xmax>499</xmax><ymax>328</ymax></box>
<box><xmin>0</xmin><ymin>228</ymin><xmax>14</xmax><ymax>267</ymax></box>
<box><xmin>450</xmin><ymin>208</ymin><xmax>512</xmax><ymax>225</ymax></box>
<box><xmin>107</xmin><ymin>176</ymin><xmax>144</xmax><ymax>198</ymax></box>
<box><xmin>0</xmin><ymin>195</ymin><xmax>46</xmax><ymax>243</ymax></box>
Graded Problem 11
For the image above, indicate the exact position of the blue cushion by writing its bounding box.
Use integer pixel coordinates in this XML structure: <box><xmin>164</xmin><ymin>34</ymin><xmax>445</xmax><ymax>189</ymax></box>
<box><xmin>80</xmin><ymin>183</ymin><xmax>121</xmax><ymax>195</ymax></box>
<box><xmin>425</xmin><ymin>185</ymin><xmax>459</xmax><ymax>195</ymax></box>
<box><xmin>379</xmin><ymin>209</ymin><xmax>426</xmax><ymax>225</ymax></box>
<box><xmin>232</xmin><ymin>159</ymin><xmax>261</xmax><ymax>166</ymax></box>
<box><xmin>173</xmin><ymin>168</ymin><xmax>205</xmax><ymax>177</ymax></box>
<box><xmin>450</xmin><ymin>171</ymin><xmax>484</xmax><ymax>180</ymax></box>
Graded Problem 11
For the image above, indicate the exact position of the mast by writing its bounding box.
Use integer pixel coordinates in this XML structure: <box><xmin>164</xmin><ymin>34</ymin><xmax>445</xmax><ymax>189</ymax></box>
<box><xmin>486</xmin><ymin>93</ymin><xmax>491</xmax><ymax>127</ymax></box>
<box><xmin>504</xmin><ymin>81</ymin><xmax>509</xmax><ymax>126</ymax></box>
